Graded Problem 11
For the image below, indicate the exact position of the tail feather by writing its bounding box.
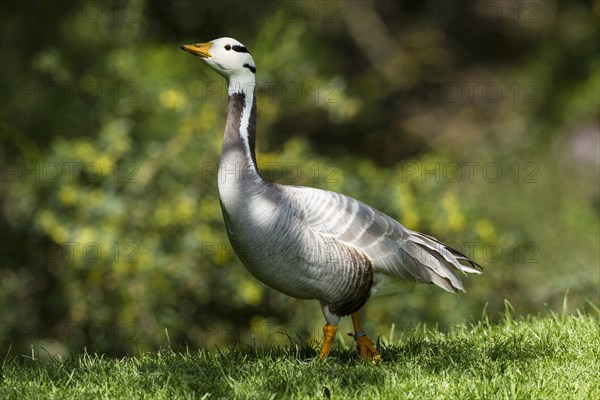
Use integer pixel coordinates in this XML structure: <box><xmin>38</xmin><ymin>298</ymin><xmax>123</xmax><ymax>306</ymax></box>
<box><xmin>398</xmin><ymin>241</ymin><xmax>466</xmax><ymax>292</ymax></box>
<box><xmin>409</xmin><ymin>231</ymin><xmax>483</xmax><ymax>274</ymax></box>
<box><xmin>389</xmin><ymin>230</ymin><xmax>482</xmax><ymax>293</ymax></box>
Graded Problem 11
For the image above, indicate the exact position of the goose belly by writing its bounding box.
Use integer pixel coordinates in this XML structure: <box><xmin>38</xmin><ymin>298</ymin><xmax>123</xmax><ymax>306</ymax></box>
<box><xmin>231</xmin><ymin>233</ymin><xmax>324</xmax><ymax>300</ymax></box>
<box><xmin>225</xmin><ymin>218</ymin><xmax>374</xmax><ymax>316</ymax></box>
<box><xmin>220</xmin><ymin>198</ymin><xmax>325</xmax><ymax>299</ymax></box>
<box><xmin>230</xmin><ymin>227</ymin><xmax>325</xmax><ymax>299</ymax></box>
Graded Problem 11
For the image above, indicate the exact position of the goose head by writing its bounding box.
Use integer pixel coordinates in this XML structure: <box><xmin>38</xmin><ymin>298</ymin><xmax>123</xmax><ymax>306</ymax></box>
<box><xmin>180</xmin><ymin>37</ymin><xmax>256</xmax><ymax>81</ymax></box>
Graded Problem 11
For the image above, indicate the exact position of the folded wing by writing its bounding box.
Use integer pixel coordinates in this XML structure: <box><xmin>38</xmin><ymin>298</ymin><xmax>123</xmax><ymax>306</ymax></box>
<box><xmin>287</xmin><ymin>186</ymin><xmax>482</xmax><ymax>293</ymax></box>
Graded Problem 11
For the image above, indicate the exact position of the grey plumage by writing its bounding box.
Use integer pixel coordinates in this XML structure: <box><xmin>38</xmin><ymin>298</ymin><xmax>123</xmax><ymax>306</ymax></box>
<box><xmin>181</xmin><ymin>37</ymin><xmax>481</xmax><ymax>330</ymax></box>
<box><xmin>286</xmin><ymin>187</ymin><xmax>481</xmax><ymax>294</ymax></box>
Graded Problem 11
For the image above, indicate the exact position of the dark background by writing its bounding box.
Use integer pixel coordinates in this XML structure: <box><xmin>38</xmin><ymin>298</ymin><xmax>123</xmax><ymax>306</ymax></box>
<box><xmin>1</xmin><ymin>0</ymin><xmax>598</xmax><ymax>357</ymax></box>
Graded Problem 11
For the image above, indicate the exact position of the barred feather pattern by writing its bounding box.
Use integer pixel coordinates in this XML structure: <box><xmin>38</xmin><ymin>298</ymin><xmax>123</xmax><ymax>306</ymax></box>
<box><xmin>285</xmin><ymin>186</ymin><xmax>482</xmax><ymax>294</ymax></box>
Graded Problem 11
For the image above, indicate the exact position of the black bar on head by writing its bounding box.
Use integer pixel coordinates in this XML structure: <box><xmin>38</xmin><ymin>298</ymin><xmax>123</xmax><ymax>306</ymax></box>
<box><xmin>232</xmin><ymin>45</ymin><xmax>249</xmax><ymax>53</ymax></box>
<box><xmin>243</xmin><ymin>63</ymin><xmax>256</xmax><ymax>74</ymax></box>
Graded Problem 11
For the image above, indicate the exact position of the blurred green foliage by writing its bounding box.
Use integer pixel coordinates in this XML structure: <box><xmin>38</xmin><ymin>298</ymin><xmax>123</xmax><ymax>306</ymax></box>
<box><xmin>1</xmin><ymin>0</ymin><xmax>598</xmax><ymax>356</ymax></box>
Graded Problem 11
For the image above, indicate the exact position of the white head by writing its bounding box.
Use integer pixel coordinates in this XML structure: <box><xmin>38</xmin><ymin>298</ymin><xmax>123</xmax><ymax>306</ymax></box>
<box><xmin>180</xmin><ymin>37</ymin><xmax>256</xmax><ymax>84</ymax></box>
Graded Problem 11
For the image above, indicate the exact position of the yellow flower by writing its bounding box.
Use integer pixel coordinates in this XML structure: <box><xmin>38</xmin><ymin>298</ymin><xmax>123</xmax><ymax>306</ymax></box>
<box><xmin>442</xmin><ymin>192</ymin><xmax>465</xmax><ymax>232</ymax></box>
<box><xmin>58</xmin><ymin>185</ymin><xmax>78</xmax><ymax>206</ymax></box>
<box><xmin>159</xmin><ymin>89</ymin><xmax>186</xmax><ymax>109</ymax></box>
<box><xmin>241</xmin><ymin>280</ymin><xmax>262</xmax><ymax>306</ymax></box>
<box><xmin>476</xmin><ymin>219</ymin><xmax>496</xmax><ymax>242</ymax></box>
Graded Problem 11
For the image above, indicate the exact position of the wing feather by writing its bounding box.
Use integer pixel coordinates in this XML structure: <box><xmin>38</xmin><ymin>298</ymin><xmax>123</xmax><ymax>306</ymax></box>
<box><xmin>285</xmin><ymin>186</ymin><xmax>481</xmax><ymax>293</ymax></box>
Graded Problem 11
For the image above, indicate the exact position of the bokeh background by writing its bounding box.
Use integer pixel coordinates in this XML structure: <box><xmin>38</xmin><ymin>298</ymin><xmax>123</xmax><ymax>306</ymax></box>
<box><xmin>1</xmin><ymin>0</ymin><xmax>598</xmax><ymax>357</ymax></box>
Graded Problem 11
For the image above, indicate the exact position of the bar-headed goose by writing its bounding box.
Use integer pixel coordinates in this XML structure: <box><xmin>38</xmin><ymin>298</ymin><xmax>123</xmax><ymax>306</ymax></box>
<box><xmin>180</xmin><ymin>37</ymin><xmax>481</xmax><ymax>362</ymax></box>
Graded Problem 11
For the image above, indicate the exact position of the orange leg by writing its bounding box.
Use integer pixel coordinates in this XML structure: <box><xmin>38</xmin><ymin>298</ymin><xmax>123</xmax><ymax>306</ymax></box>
<box><xmin>351</xmin><ymin>312</ymin><xmax>381</xmax><ymax>363</ymax></box>
<box><xmin>318</xmin><ymin>324</ymin><xmax>338</xmax><ymax>360</ymax></box>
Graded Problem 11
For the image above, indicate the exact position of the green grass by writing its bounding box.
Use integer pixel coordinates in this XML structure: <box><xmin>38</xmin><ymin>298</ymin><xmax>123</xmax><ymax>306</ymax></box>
<box><xmin>1</xmin><ymin>310</ymin><xmax>599</xmax><ymax>399</ymax></box>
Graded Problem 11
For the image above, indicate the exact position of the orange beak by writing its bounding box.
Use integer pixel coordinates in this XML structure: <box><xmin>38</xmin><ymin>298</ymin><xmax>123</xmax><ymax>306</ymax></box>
<box><xmin>180</xmin><ymin>42</ymin><xmax>212</xmax><ymax>58</ymax></box>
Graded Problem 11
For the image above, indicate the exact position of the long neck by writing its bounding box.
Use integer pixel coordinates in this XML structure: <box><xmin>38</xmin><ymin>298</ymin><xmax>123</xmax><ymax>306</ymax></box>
<box><xmin>219</xmin><ymin>77</ymin><xmax>262</xmax><ymax>189</ymax></box>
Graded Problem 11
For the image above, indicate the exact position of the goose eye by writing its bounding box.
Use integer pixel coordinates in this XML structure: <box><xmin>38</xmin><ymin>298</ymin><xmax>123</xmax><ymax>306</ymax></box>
<box><xmin>225</xmin><ymin>45</ymin><xmax>231</xmax><ymax>50</ymax></box>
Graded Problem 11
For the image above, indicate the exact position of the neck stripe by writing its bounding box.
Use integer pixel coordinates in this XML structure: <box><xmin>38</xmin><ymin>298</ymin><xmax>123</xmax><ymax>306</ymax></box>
<box><xmin>224</xmin><ymin>92</ymin><xmax>258</xmax><ymax>174</ymax></box>
<box><xmin>243</xmin><ymin>63</ymin><xmax>256</xmax><ymax>74</ymax></box>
